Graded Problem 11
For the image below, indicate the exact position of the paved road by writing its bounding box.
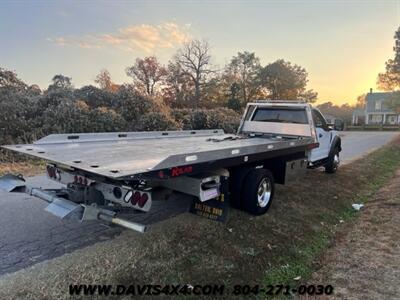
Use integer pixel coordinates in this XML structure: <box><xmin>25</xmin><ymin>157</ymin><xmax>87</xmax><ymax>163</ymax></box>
<box><xmin>0</xmin><ymin>176</ymin><xmax>190</xmax><ymax>276</ymax></box>
<box><xmin>339</xmin><ymin>131</ymin><xmax>398</xmax><ymax>164</ymax></box>
<box><xmin>0</xmin><ymin>131</ymin><xmax>398</xmax><ymax>276</ymax></box>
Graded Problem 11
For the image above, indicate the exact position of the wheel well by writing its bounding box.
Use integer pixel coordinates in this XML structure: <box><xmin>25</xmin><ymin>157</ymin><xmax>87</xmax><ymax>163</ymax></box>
<box><xmin>329</xmin><ymin>136</ymin><xmax>342</xmax><ymax>157</ymax></box>
<box><xmin>228</xmin><ymin>150</ymin><xmax>306</xmax><ymax>188</ymax></box>
<box><xmin>228</xmin><ymin>165</ymin><xmax>253</xmax><ymax>208</ymax></box>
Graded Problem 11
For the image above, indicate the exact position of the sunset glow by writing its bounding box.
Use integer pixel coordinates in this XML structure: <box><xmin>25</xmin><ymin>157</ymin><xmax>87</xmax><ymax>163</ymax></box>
<box><xmin>1</xmin><ymin>0</ymin><xmax>399</xmax><ymax>105</ymax></box>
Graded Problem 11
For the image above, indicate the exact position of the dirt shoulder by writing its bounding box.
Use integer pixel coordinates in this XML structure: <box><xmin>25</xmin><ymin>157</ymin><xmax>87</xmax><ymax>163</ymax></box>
<box><xmin>0</xmin><ymin>161</ymin><xmax>44</xmax><ymax>177</ymax></box>
<box><xmin>305</xmin><ymin>169</ymin><xmax>400</xmax><ymax>299</ymax></box>
<box><xmin>0</xmin><ymin>139</ymin><xmax>400</xmax><ymax>299</ymax></box>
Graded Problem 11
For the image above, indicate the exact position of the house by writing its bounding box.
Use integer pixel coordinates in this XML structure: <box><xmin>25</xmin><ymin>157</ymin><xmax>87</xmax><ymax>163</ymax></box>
<box><xmin>352</xmin><ymin>89</ymin><xmax>400</xmax><ymax>125</ymax></box>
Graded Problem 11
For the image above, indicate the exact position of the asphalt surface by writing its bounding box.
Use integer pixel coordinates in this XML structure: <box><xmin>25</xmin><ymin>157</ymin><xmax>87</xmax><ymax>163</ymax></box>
<box><xmin>0</xmin><ymin>131</ymin><xmax>398</xmax><ymax>276</ymax></box>
<box><xmin>0</xmin><ymin>177</ymin><xmax>190</xmax><ymax>276</ymax></box>
<box><xmin>339</xmin><ymin>131</ymin><xmax>398</xmax><ymax>164</ymax></box>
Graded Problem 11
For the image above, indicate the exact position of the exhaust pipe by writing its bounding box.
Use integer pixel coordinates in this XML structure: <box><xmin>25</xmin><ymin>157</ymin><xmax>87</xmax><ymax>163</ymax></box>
<box><xmin>98</xmin><ymin>213</ymin><xmax>146</xmax><ymax>233</ymax></box>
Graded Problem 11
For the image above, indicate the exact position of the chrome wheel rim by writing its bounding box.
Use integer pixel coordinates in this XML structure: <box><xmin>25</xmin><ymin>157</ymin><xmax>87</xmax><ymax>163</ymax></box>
<box><xmin>333</xmin><ymin>153</ymin><xmax>340</xmax><ymax>170</ymax></box>
<box><xmin>257</xmin><ymin>178</ymin><xmax>272</xmax><ymax>208</ymax></box>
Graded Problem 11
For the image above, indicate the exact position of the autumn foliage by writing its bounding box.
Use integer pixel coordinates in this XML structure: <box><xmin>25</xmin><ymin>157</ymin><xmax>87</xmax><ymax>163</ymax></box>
<box><xmin>1</xmin><ymin>39</ymin><xmax>320</xmax><ymax>161</ymax></box>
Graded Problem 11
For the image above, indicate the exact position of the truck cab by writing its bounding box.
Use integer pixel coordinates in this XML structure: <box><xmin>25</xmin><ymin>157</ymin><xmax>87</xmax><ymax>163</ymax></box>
<box><xmin>239</xmin><ymin>101</ymin><xmax>342</xmax><ymax>173</ymax></box>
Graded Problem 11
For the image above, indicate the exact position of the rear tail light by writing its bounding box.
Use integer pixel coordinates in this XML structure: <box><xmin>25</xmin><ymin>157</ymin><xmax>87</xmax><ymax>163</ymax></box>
<box><xmin>46</xmin><ymin>166</ymin><xmax>57</xmax><ymax>179</ymax></box>
<box><xmin>46</xmin><ymin>166</ymin><xmax>62</xmax><ymax>181</ymax></box>
<box><xmin>72</xmin><ymin>175</ymin><xmax>90</xmax><ymax>186</ymax></box>
<box><xmin>131</xmin><ymin>191</ymin><xmax>141</xmax><ymax>205</ymax></box>
<box><xmin>121</xmin><ymin>189</ymin><xmax>151</xmax><ymax>208</ymax></box>
<box><xmin>307</xmin><ymin>142</ymin><xmax>320</xmax><ymax>150</ymax></box>
<box><xmin>138</xmin><ymin>193</ymin><xmax>148</xmax><ymax>208</ymax></box>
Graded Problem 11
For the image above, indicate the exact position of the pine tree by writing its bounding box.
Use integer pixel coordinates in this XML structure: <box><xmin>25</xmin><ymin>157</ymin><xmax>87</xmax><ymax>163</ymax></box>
<box><xmin>377</xmin><ymin>27</ymin><xmax>400</xmax><ymax>90</ymax></box>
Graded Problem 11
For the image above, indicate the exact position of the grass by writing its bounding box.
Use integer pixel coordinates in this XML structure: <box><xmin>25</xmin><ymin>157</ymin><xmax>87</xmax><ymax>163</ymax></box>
<box><xmin>262</xmin><ymin>140</ymin><xmax>400</xmax><ymax>293</ymax></box>
<box><xmin>308</xmin><ymin>169</ymin><xmax>400</xmax><ymax>298</ymax></box>
<box><xmin>0</xmin><ymin>148</ymin><xmax>45</xmax><ymax>177</ymax></box>
<box><xmin>263</xmin><ymin>232</ymin><xmax>329</xmax><ymax>286</ymax></box>
<box><xmin>0</xmin><ymin>159</ymin><xmax>45</xmax><ymax>177</ymax></box>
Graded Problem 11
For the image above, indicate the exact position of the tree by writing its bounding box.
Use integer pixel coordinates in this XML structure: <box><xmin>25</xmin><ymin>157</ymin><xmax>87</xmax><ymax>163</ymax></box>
<box><xmin>356</xmin><ymin>94</ymin><xmax>367</xmax><ymax>109</ymax></box>
<box><xmin>225</xmin><ymin>51</ymin><xmax>262</xmax><ymax>104</ymax></box>
<box><xmin>94</xmin><ymin>69</ymin><xmax>119</xmax><ymax>92</ymax></box>
<box><xmin>317</xmin><ymin>101</ymin><xmax>354</xmax><ymax>124</ymax></box>
<box><xmin>174</xmin><ymin>39</ymin><xmax>213</xmax><ymax>104</ymax></box>
<box><xmin>201</xmin><ymin>76</ymin><xmax>227</xmax><ymax>108</ymax></box>
<box><xmin>47</xmin><ymin>74</ymin><xmax>73</xmax><ymax>92</ymax></box>
<box><xmin>377</xmin><ymin>26</ymin><xmax>400</xmax><ymax>91</ymax></box>
<box><xmin>114</xmin><ymin>84</ymin><xmax>159</xmax><ymax>124</ymax></box>
<box><xmin>0</xmin><ymin>67</ymin><xmax>27</xmax><ymax>90</ymax></box>
<box><xmin>298</xmin><ymin>89</ymin><xmax>318</xmax><ymax>103</ymax></box>
<box><xmin>74</xmin><ymin>85</ymin><xmax>116</xmax><ymax>108</ymax></box>
<box><xmin>385</xmin><ymin>91</ymin><xmax>400</xmax><ymax>113</ymax></box>
<box><xmin>227</xmin><ymin>82</ymin><xmax>242</xmax><ymax>111</ymax></box>
<box><xmin>162</xmin><ymin>61</ymin><xmax>194</xmax><ymax>107</ymax></box>
<box><xmin>260</xmin><ymin>59</ymin><xmax>317</xmax><ymax>102</ymax></box>
<box><xmin>28</xmin><ymin>84</ymin><xmax>42</xmax><ymax>96</ymax></box>
<box><xmin>126</xmin><ymin>56</ymin><xmax>167</xmax><ymax>96</ymax></box>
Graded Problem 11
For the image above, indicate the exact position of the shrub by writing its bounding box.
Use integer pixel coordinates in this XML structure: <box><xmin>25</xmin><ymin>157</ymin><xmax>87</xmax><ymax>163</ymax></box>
<box><xmin>171</xmin><ymin>108</ymin><xmax>241</xmax><ymax>133</ymax></box>
<box><xmin>137</xmin><ymin>112</ymin><xmax>179</xmax><ymax>131</ymax></box>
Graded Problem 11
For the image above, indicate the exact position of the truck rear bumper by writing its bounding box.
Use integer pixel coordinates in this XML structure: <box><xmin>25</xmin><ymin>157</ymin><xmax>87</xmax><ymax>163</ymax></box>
<box><xmin>0</xmin><ymin>174</ymin><xmax>147</xmax><ymax>233</ymax></box>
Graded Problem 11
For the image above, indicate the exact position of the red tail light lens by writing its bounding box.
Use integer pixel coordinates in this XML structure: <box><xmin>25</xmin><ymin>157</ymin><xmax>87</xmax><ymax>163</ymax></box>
<box><xmin>138</xmin><ymin>193</ymin><xmax>148</xmax><ymax>208</ymax></box>
<box><xmin>47</xmin><ymin>166</ymin><xmax>56</xmax><ymax>178</ymax></box>
<box><xmin>131</xmin><ymin>191</ymin><xmax>141</xmax><ymax>205</ymax></box>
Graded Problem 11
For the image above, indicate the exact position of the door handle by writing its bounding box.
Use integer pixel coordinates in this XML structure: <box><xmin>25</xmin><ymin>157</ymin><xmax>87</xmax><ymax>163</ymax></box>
<box><xmin>319</xmin><ymin>133</ymin><xmax>323</xmax><ymax>138</ymax></box>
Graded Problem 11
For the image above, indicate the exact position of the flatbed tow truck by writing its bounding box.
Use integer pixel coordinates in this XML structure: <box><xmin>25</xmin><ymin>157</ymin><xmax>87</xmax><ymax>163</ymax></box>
<box><xmin>0</xmin><ymin>101</ymin><xmax>341</xmax><ymax>233</ymax></box>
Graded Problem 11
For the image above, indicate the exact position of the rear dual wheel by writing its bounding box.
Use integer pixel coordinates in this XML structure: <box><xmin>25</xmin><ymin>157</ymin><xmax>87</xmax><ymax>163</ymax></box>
<box><xmin>242</xmin><ymin>168</ymin><xmax>275</xmax><ymax>215</ymax></box>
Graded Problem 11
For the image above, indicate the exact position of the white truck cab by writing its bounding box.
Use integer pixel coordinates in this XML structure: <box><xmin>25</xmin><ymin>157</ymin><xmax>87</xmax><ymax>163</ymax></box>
<box><xmin>239</xmin><ymin>101</ymin><xmax>342</xmax><ymax>173</ymax></box>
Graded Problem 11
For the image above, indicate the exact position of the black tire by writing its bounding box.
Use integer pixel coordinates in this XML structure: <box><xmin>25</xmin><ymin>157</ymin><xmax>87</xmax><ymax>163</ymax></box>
<box><xmin>242</xmin><ymin>168</ymin><xmax>275</xmax><ymax>215</ymax></box>
<box><xmin>325</xmin><ymin>148</ymin><xmax>340</xmax><ymax>173</ymax></box>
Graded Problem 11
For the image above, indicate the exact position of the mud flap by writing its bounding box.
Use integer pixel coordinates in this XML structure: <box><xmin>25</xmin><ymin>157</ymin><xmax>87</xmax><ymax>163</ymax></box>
<box><xmin>189</xmin><ymin>176</ymin><xmax>229</xmax><ymax>222</ymax></box>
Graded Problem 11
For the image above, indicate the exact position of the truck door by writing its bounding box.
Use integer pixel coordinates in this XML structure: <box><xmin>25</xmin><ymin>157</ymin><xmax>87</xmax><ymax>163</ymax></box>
<box><xmin>310</xmin><ymin>109</ymin><xmax>331</xmax><ymax>162</ymax></box>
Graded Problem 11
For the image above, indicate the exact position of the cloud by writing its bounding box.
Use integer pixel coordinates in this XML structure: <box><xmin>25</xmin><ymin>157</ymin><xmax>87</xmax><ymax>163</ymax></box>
<box><xmin>47</xmin><ymin>37</ymin><xmax>68</xmax><ymax>46</ymax></box>
<box><xmin>47</xmin><ymin>22</ymin><xmax>191</xmax><ymax>53</ymax></box>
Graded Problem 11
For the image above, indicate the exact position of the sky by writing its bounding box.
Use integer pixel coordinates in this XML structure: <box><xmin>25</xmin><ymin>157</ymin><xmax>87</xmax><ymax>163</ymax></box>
<box><xmin>0</xmin><ymin>0</ymin><xmax>399</xmax><ymax>105</ymax></box>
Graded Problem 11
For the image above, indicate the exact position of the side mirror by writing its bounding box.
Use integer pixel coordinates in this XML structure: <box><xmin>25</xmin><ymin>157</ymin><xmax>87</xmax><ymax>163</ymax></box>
<box><xmin>333</xmin><ymin>121</ymin><xmax>343</xmax><ymax>131</ymax></box>
<box><xmin>319</xmin><ymin>124</ymin><xmax>331</xmax><ymax>131</ymax></box>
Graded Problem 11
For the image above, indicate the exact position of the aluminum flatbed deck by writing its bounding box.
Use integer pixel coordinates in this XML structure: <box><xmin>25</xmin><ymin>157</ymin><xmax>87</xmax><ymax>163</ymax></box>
<box><xmin>3</xmin><ymin>130</ymin><xmax>314</xmax><ymax>179</ymax></box>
